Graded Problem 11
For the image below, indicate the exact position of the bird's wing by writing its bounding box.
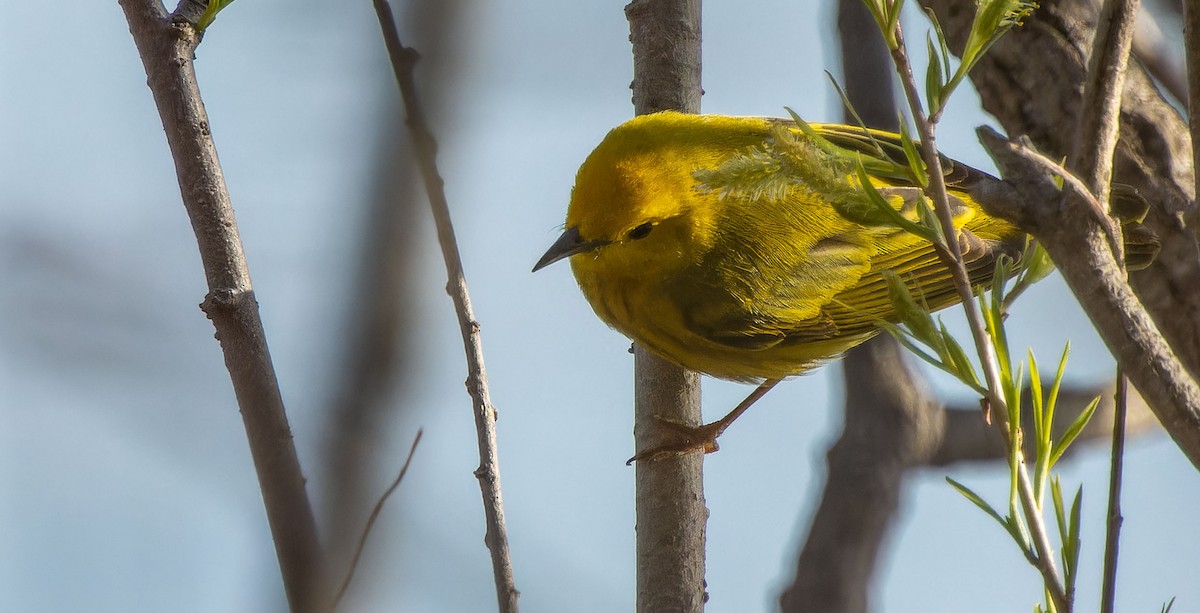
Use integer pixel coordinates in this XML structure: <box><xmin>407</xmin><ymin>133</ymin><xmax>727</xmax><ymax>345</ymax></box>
<box><xmin>677</xmin><ymin>183</ymin><xmax>1022</xmax><ymax>351</ymax></box>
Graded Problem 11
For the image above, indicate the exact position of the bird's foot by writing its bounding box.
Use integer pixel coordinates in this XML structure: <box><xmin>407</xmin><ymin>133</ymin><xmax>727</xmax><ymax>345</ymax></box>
<box><xmin>626</xmin><ymin>416</ymin><xmax>727</xmax><ymax>465</ymax></box>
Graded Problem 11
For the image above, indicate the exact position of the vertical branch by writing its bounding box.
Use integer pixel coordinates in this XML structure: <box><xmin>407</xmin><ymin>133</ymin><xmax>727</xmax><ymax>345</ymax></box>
<box><xmin>888</xmin><ymin>19</ymin><xmax>1070</xmax><ymax>613</ymax></box>
<box><xmin>625</xmin><ymin>1</ymin><xmax>705</xmax><ymax>611</ymax></box>
<box><xmin>118</xmin><ymin>3</ymin><xmax>324</xmax><ymax>613</ymax></box>
<box><xmin>780</xmin><ymin>3</ymin><xmax>934</xmax><ymax>612</ymax></box>
<box><xmin>1099</xmin><ymin>374</ymin><xmax>1128</xmax><ymax>613</ymax></box>
<box><xmin>1075</xmin><ymin>0</ymin><xmax>1142</xmax><ymax>607</ymax></box>
<box><xmin>1186</xmin><ymin>0</ymin><xmax>1200</xmax><ymax>231</ymax></box>
<box><xmin>1072</xmin><ymin>0</ymin><xmax>1142</xmax><ymax>253</ymax></box>
<box><xmin>370</xmin><ymin>1</ymin><xmax>518</xmax><ymax>610</ymax></box>
<box><xmin>322</xmin><ymin>0</ymin><xmax>461</xmax><ymax>582</ymax></box>
<box><xmin>917</xmin><ymin>0</ymin><xmax>1200</xmax><ymax>466</ymax></box>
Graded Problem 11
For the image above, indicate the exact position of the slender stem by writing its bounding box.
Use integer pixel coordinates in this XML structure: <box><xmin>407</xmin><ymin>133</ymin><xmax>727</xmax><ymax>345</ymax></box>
<box><xmin>333</xmin><ymin>430</ymin><xmax>424</xmax><ymax>608</ymax></box>
<box><xmin>1073</xmin><ymin>0</ymin><xmax>1142</xmax><ymax>263</ymax></box>
<box><xmin>889</xmin><ymin>22</ymin><xmax>1069</xmax><ymax>613</ymax></box>
<box><xmin>1079</xmin><ymin>4</ymin><xmax>1139</xmax><ymax>609</ymax></box>
<box><xmin>1100</xmin><ymin>374</ymin><xmax>1127</xmax><ymax>613</ymax></box>
<box><xmin>118</xmin><ymin>3</ymin><xmax>323</xmax><ymax>611</ymax></box>
<box><xmin>370</xmin><ymin>1</ymin><xmax>518</xmax><ymax>610</ymax></box>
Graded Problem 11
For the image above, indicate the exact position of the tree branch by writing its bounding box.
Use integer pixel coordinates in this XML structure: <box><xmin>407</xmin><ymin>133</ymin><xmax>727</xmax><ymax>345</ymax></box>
<box><xmin>782</xmin><ymin>338</ymin><xmax>943</xmax><ymax>613</ymax></box>
<box><xmin>976</xmin><ymin>130</ymin><xmax>1200</xmax><ymax>470</ymax></box>
<box><xmin>625</xmin><ymin>1</ymin><xmax>706</xmax><ymax>610</ymax></box>
<box><xmin>1186</xmin><ymin>0</ymin><xmax>1200</xmax><ymax>232</ymax></box>
<box><xmin>780</xmin><ymin>4</ymin><xmax>924</xmax><ymax>611</ymax></box>
<box><xmin>922</xmin><ymin>0</ymin><xmax>1200</xmax><ymax>375</ymax></box>
<box><xmin>370</xmin><ymin>1</ymin><xmax>518</xmax><ymax>610</ymax></box>
<box><xmin>117</xmin><ymin>2</ymin><xmax>323</xmax><ymax>612</ymax></box>
<box><xmin>920</xmin><ymin>0</ymin><xmax>1200</xmax><ymax>471</ymax></box>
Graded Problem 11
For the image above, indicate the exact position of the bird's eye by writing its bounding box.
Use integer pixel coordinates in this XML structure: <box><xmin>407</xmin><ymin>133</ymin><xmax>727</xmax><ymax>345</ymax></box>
<box><xmin>627</xmin><ymin>222</ymin><xmax>654</xmax><ymax>240</ymax></box>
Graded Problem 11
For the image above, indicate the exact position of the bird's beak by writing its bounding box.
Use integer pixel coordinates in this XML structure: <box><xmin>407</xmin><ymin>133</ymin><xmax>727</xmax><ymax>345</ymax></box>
<box><xmin>533</xmin><ymin>226</ymin><xmax>609</xmax><ymax>272</ymax></box>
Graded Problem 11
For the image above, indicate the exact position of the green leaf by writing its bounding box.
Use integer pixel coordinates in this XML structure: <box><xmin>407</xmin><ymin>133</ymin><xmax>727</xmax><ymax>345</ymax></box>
<box><xmin>925</xmin><ymin>33</ymin><xmax>944</xmax><ymax>117</ymax></box>
<box><xmin>1049</xmin><ymin>395</ymin><xmax>1100</xmax><ymax>467</ymax></box>
<box><xmin>883</xmin><ymin>272</ymin><xmax>938</xmax><ymax>341</ymax></box>
<box><xmin>1064</xmin><ymin>485</ymin><xmax>1083</xmax><ymax>590</ymax></box>
<box><xmin>939</xmin><ymin>322</ymin><xmax>983</xmax><ymax>389</ymax></box>
<box><xmin>849</xmin><ymin>165</ymin><xmax>941</xmax><ymax>242</ymax></box>
<box><xmin>947</xmin><ymin>477</ymin><xmax>1009</xmax><ymax>531</ymax></box>
<box><xmin>1029</xmin><ymin>350</ymin><xmax>1045</xmax><ymax>443</ymax></box>
<box><xmin>1046</xmin><ymin>342</ymin><xmax>1071</xmax><ymax>438</ymax></box>
<box><xmin>197</xmin><ymin>0</ymin><xmax>237</xmax><ymax>30</ymax></box>
<box><xmin>898</xmin><ymin>123</ymin><xmax>929</xmax><ymax>189</ymax></box>
<box><xmin>825</xmin><ymin>73</ymin><xmax>877</xmax><ymax>144</ymax></box>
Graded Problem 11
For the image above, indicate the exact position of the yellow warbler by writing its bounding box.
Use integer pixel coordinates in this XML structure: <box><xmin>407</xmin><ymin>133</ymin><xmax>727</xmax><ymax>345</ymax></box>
<box><xmin>533</xmin><ymin>111</ymin><xmax>1148</xmax><ymax>456</ymax></box>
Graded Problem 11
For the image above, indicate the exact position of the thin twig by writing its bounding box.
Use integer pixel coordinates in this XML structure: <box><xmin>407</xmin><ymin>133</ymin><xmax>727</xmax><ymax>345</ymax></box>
<box><xmin>118</xmin><ymin>3</ymin><xmax>323</xmax><ymax>612</ymax></box>
<box><xmin>995</xmin><ymin>142</ymin><xmax>1105</xmax><ymax>213</ymax></box>
<box><xmin>333</xmin><ymin>429</ymin><xmax>423</xmax><ymax>609</ymax></box>
<box><xmin>889</xmin><ymin>22</ymin><xmax>1069</xmax><ymax>613</ymax></box>
<box><xmin>368</xmin><ymin>1</ymin><xmax>518</xmax><ymax>610</ymax></box>
<box><xmin>1073</xmin><ymin>0</ymin><xmax>1142</xmax><ymax>265</ymax></box>
<box><xmin>1076</xmin><ymin>2</ymin><xmax>1140</xmax><ymax>608</ymax></box>
<box><xmin>1100</xmin><ymin>374</ymin><xmax>1127</xmax><ymax>613</ymax></box>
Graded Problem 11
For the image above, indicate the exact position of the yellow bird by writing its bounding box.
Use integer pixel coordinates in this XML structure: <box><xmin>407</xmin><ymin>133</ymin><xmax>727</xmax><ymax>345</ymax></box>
<box><xmin>533</xmin><ymin>111</ymin><xmax>1146</xmax><ymax>459</ymax></box>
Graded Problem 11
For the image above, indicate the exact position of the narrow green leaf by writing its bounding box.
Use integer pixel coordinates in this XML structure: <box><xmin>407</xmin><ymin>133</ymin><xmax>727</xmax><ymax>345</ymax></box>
<box><xmin>1046</xmin><ymin>341</ymin><xmax>1071</xmax><ymax>438</ymax></box>
<box><xmin>939</xmin><ymin>322</ymin><xmax>983</xmax><ymax>389</ymax></box>
<box><xmin>926</xmin><ymin>33</ymin><xmax>944</xmax><ymax>117</ymax></box>
<box><xmin>1049</xmin><ymin>395</ymin><xmax>1100</xmax><ymax>467</ymax></box>
<box><xmin>1065</xmin><ymin>486</ymin><xmax>1083</xmax><ymax>590</ymax></box>
<box><xmin>853</xmin><ymin>165</ymin><xmax>941</xmax><ymax>241</ymax></box>
<box><xmin>198</xmin><ymin>0</ymin><xmax>237</xmax><ymax>30</ymax></box>
<box><xmin>882</xmin><ymin>272</ymin><xmax>938</xmax><ymax>342</ymax></box>
<box><xmin>824</xmin><ymin>73</ymin><xmax>882</xmax><ymax>153</ymax></box>
<box><xmin>947</xmin><ymin>476</ymin><xmax>1026</xmax><ymax>547</ymax></box>
<box><xmin>1029</xmin><ymin>350</ymin><xmax>1045</xmax><ymax>443</ymax></box>
<box><xmin>898</xmin><ymin>123</ymin><xmax>929</xmax><ymax>189</ymax></box>
<box><xmin>884</xmin><ymin>0</ymin><xmax>905</xmax><ymax>48</ymax></box>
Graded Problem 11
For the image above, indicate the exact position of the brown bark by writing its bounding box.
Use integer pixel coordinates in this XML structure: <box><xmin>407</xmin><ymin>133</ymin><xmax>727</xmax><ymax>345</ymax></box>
<box><xmin>118</xmin><ymin>2</ymin><xmax>323</xmax><ymax>611</ymax></box>
<box><xmin>625</xmin><ymin>1</ymin><xmax>707</xmax><ymax>610</ymax></box>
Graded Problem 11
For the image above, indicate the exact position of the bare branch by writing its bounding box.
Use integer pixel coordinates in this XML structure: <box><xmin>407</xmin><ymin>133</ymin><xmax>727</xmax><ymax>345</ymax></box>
<box><xmin>333</xmin><ymin>430</ymin><xmax>423</xmax><ymax>609</ymax></box>
<box><xmin>117</xmin><ymin>3</ymin><xmax>323</xmax><ymax>611</ymax></box>
<box><xmin>1076</xmin><ymin>0</ymin><xmax>1143</xmax><ymax>208</ymax></box>
<box><xmin>625</xmin><ymin>1</ymin><xmax>706</xmax><ymax>609</ymax></box>
<box><xmin>1100</xmin><ymin>375</ymin><xmax>1128</xmax><ymax>613</ymax></box>
<box><xmin>977</xmin><ymin>130</ymin><xmax>1200</xmax><ymax>470</ymax></box>
<box><xmin>369</xmin><ymin>1</ymin><xmax>518</xmax><ymax>609</ymax></box>
<box><xmin>782</xmin><ymin>338</ymin><xmax>943</xmax><ymax>613</ymax></box>
<box><xmin>1187</xmin><ymin>0</ymin><xmax>1200</xmax><ymax>233</ymax></box>
<box><xmin>780</xmin><ymin>4</ymin><xmax>919</xmax><ymax>611</ymax></box>
<box><xmin>1074</xmin><ymin>0</ymin><xmax>1143</xmax><ymax>606</ymax></box>
<box><xmin>920</xmin><ymin>0</ymin><xmax>1200</xmax><ymax>379</ymax></box>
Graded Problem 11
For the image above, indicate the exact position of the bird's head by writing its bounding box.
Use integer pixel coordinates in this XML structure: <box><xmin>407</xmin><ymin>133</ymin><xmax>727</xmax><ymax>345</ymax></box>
<box><xmin>534</xmin><ymin>112</ymin><xmax>736</xmax><ymax>275</ymax></box>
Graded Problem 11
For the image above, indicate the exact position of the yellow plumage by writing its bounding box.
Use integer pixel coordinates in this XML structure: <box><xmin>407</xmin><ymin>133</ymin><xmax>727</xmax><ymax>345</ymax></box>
<box><xmin>535</xmin><ymin>111</ymin><xmax>1027</xmax><ymax>381</ymax></box>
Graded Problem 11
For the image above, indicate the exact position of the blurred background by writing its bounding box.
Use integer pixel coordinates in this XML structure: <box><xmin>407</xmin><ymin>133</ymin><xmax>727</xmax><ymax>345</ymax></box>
<box><xmin>1</xmin><ymin>0</ymin><xmax>1196</xmax><ymax>611</ymax></box>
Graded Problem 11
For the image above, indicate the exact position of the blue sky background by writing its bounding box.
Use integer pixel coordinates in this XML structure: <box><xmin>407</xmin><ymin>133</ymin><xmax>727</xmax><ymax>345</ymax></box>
<box><xmin>1</xmin><ymin>0</ymin><xmax>1197</xmax><ymax>611</ymax></box>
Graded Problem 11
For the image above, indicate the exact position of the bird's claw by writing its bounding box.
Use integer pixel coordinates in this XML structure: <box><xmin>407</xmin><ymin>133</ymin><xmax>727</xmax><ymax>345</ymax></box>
<box><xmin>626</xmin><ymin>416</ymin><xmax>724</xmax><ymax>465</ymax></box>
